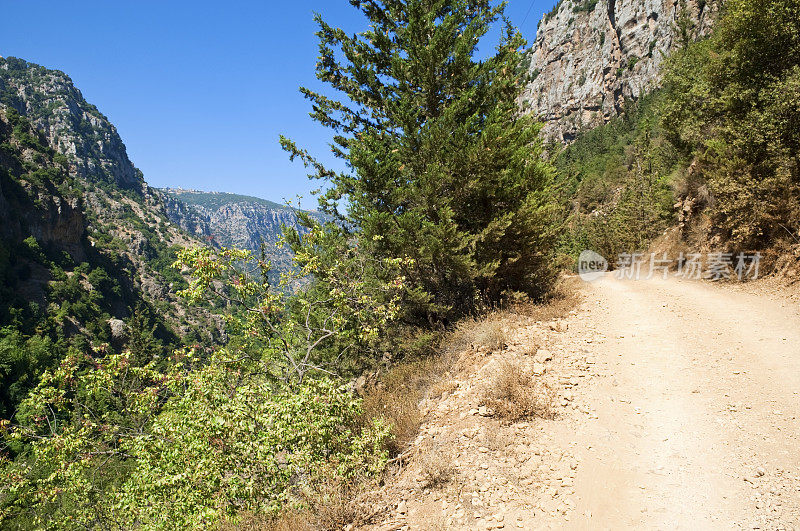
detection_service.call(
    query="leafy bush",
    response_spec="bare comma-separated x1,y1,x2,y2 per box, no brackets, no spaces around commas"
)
0,351,391,529
2,213,401,527
661,0,800,249
175,214,405,384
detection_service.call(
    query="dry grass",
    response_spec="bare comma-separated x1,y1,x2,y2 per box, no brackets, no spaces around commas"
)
261,510,316,531
511,276,582,323
482,361,555,424
222,510,314,531
261,474,378,531
428,378,458,398
361,344,458,455
445,313,509,354
362,380,422,456
418,444,456,490
308,477,374,530
472,318,507,351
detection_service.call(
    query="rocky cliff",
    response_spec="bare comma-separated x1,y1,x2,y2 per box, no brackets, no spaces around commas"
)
522,0,718,141
0,58,216,339
159,188,324,251
159,188,328,280
0,57,143,188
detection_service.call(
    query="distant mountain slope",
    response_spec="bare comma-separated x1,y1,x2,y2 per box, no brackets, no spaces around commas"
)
166,190,287,211
159,187,326,255
0,57,226,417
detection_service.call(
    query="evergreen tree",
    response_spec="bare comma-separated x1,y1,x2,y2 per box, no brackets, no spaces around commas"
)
282,0,558,324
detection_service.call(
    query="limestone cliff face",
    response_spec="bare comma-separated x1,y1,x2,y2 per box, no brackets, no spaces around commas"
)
0,57,143,188
0,110,85,257
0,58,218,338
522,0,718,141
159,188,326,250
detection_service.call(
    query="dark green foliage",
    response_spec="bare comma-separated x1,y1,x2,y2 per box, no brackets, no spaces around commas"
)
662,0,800,249
282,0,559,324
555,94,678,262
544,0,565,23
674,1,698,49
125,304,167,366
572,0,598,14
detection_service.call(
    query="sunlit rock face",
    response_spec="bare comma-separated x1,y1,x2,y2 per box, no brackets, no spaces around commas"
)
521,0,717,142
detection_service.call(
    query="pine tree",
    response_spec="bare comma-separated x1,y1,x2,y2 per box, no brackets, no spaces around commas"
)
282,0,558,323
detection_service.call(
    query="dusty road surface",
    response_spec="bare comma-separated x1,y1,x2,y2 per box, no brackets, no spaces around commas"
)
559,274,800,529
371,274,800,530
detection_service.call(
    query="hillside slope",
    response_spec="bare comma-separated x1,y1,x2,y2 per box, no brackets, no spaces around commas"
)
0,58,220,418
0,57,214,332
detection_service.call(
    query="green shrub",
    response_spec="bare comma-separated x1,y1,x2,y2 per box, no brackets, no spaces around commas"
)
662,0,800,248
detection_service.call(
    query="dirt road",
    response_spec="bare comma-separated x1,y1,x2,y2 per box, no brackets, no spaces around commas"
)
558,274,800,529
371,274,800,530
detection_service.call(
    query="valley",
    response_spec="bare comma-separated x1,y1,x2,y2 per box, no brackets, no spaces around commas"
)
2,0,799,528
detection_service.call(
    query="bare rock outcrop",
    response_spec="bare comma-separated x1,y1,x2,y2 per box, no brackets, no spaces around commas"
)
522,0,718,142
0,56,143,188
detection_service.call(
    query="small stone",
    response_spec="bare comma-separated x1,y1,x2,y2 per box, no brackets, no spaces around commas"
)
532,363,546,375
756,467,766,477
534,349,553,363
397,500,407,515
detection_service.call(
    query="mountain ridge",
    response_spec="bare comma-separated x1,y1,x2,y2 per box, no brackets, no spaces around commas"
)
158,187,327,258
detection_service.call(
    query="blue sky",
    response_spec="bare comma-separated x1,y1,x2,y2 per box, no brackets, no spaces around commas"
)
2,1,555,205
